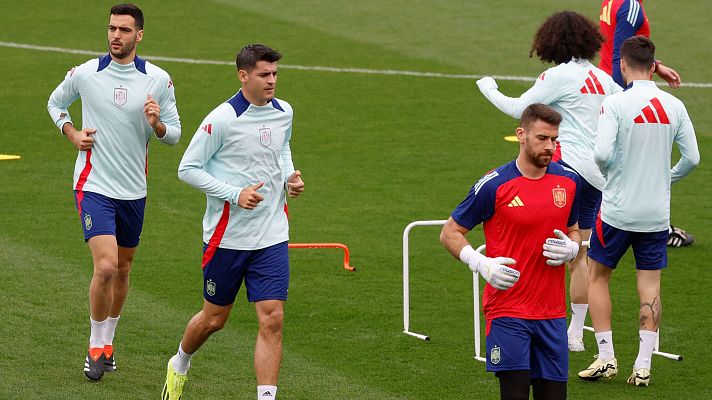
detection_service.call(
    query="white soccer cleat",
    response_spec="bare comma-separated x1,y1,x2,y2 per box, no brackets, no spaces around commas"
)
568,335,585,352
578,357,618,381
627,367,650,387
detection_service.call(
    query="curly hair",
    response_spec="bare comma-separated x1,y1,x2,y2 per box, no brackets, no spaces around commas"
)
530,11,603,64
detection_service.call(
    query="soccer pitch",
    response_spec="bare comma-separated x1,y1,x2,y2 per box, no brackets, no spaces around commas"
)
1,1,711,398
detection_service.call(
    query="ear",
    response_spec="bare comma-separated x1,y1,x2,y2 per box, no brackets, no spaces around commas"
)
135,29,143,43
515,127,526,143
238,69,248,84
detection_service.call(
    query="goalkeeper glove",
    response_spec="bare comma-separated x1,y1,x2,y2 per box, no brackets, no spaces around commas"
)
459,245,519,290
542,229,579,266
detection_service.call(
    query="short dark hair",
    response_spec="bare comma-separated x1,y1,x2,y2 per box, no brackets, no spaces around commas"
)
236,44,282,71
519,104,562,129
530,11,603,64
110,3,144,29
621,35,656,71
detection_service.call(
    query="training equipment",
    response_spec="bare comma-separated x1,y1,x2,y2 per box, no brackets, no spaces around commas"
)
542,229,579,266
627,367,651,387
402,220,486,361
578,357,618,381
84,348,106,381
0,154,21,161
288,242,355,271
162,356,188,400
460,245,519,290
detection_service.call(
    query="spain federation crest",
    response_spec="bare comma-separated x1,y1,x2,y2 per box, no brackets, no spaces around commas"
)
552,186,567,208
259,127,272,147
206,279,216,296
114,87,127,106
83,213,92,231
491,345,501,365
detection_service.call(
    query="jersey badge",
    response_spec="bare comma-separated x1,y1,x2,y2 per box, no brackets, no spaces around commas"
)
206,279,216,296
113,87,127,106
553,186,567,208
83,213,93,231
259,127,272,147
491,345,501,364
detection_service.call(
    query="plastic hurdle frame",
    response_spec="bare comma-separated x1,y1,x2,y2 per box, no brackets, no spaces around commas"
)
402,220,683,363
288,242,356,271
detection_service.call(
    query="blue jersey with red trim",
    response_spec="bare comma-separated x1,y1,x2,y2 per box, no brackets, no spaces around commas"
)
599,0,650,87
451,160,579,321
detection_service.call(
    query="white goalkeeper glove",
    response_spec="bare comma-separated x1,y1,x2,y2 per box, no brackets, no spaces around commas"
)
542,229,579,266
476,76,498,92
459,245,519,290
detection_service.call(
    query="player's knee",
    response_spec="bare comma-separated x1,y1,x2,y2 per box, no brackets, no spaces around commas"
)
203,313,228,333
258,308,284,334
93,258,118,282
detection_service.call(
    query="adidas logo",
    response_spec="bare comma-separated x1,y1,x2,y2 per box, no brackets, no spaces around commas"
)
202,123,213,134
261,391,272,397
507,196,524,208
580,70,606,95
599,339,608,344
634,97,669,124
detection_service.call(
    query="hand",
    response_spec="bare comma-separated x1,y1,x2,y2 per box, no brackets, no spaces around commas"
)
144,95,162,128
656,63,681,89
476,76,498,92
542,229,579,266
65,126,97,151
459,245,519,290
237,182,264,210
286,170,304,198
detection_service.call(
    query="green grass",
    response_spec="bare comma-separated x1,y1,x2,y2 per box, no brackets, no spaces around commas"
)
1,0,711,398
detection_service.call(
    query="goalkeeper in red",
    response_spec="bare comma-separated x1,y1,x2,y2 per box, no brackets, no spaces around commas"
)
441,104,581,400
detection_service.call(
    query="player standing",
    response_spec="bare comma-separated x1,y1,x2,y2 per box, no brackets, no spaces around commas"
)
47,3,181,381
162,44,304,400
441,104,581,400
475,11,618,352
598,0,694,246
577,36,699,386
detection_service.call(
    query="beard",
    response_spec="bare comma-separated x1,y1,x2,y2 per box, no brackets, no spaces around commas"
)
108,39,136,60
527,148,553,168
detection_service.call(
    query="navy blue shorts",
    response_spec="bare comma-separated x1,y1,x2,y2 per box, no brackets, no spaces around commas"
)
201,241,289,306
74,191,146,248
588,216,667,270
557,160,600,230
486,317,568,382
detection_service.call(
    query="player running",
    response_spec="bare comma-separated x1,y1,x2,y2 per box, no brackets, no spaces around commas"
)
441,104,581,400
47,3,181,381
578,35,699,387
162,44,304,400
475,11,618,352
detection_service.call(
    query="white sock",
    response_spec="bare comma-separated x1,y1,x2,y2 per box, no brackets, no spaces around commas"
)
257,385,277,400
634,330,657,370
104,315,120,346
595,331,615,360
171,343,193,375
89,318,107,349
568,303,589,337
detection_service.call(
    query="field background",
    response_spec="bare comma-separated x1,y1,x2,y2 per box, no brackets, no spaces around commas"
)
1,0,710,399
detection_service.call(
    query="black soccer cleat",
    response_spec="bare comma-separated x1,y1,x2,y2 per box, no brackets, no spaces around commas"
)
668,225,695,247
84,347,106,381
103,345,116,372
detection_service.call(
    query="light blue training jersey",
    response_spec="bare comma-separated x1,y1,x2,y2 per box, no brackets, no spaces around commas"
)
178,91,296,251
595,80,700,232
48,54,181,200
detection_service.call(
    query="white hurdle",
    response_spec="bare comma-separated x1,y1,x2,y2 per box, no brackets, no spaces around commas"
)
402,219,486,362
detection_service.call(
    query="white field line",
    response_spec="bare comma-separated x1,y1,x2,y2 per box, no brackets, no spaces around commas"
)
3,40,711,88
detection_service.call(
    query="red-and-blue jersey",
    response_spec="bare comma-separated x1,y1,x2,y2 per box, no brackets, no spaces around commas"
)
599,0,650,87
451,160,580,321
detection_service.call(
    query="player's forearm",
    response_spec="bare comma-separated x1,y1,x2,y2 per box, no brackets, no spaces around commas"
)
178,166,241,204
440,218,471,259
